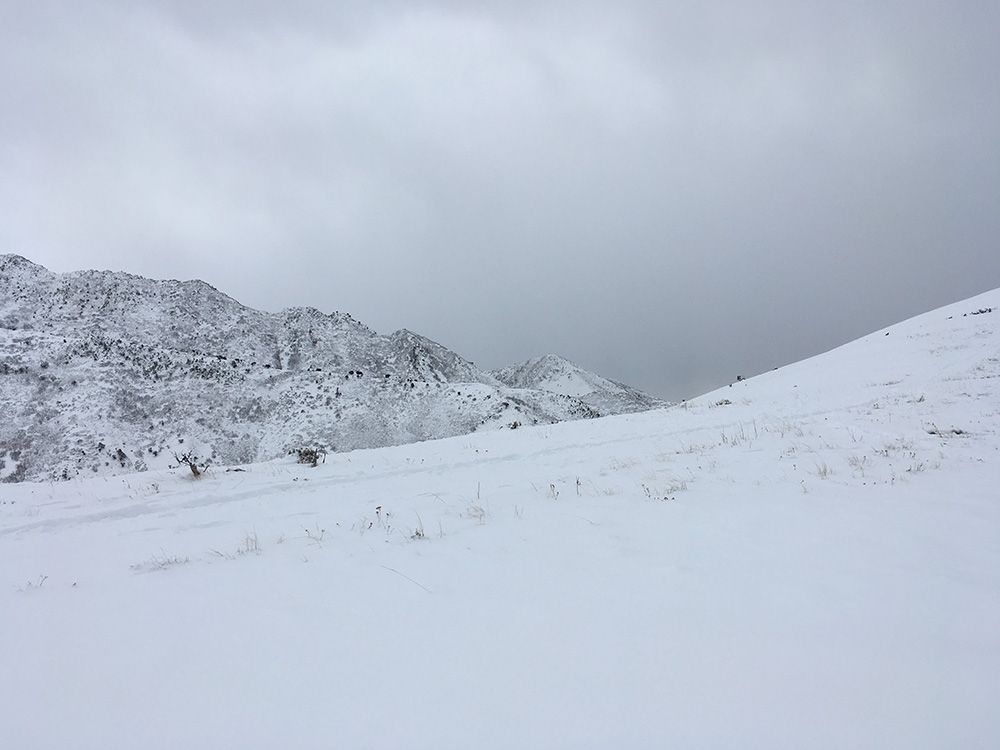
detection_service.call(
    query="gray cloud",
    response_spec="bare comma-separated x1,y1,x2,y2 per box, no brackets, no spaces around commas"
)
2,1,998,398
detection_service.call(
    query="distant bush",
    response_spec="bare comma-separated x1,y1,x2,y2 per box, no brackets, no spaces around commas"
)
295,447,326,467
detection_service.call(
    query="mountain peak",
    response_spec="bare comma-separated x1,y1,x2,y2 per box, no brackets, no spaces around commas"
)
529,353,575,368
0,253,49,275
492,354,666,412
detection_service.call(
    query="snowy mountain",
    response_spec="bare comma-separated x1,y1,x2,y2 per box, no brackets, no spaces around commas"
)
2,287,997,748
492,353,662,414
0,254,665,482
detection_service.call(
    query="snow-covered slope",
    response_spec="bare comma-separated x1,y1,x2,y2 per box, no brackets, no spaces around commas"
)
492,353,665,413
0,254,661,482
1,288,997,748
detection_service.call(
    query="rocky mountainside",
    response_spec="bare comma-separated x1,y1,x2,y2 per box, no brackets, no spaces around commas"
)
0,254,667,482
492,354,662,415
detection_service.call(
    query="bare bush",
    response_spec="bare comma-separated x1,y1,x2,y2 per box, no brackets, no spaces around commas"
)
173,450,207,478
295,447,326,467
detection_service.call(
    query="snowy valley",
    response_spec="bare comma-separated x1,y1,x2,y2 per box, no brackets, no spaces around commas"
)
1,286,997,748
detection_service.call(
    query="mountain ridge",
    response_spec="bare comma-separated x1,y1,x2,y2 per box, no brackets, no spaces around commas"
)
491,353,662,414
0,254,666,482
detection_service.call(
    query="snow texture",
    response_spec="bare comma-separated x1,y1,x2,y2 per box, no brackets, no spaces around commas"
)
0,254,665,482
1,285,997,748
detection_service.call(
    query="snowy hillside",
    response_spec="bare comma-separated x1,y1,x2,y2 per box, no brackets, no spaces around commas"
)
492,353,663,414
2,288,997,748
0,255,663,482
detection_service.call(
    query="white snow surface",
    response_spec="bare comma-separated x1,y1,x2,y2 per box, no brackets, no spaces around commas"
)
1,290,998,748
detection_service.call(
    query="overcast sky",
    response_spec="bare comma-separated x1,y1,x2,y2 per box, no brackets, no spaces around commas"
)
2,1,998,399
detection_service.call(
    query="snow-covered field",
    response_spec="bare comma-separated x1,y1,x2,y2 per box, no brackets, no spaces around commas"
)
2,291,998,749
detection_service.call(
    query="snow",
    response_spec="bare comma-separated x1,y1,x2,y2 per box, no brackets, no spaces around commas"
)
0,255,662,482
495,354,605,396
1,289,998,748
492,352,664,412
